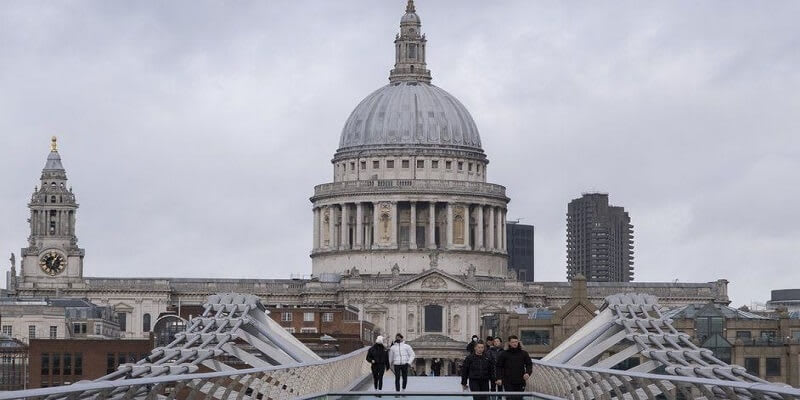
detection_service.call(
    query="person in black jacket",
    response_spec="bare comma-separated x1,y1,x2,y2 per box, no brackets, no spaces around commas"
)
461,341,495,400
495,335,532,398
486,337,504,393
466,335,480,353
430,358,443,376
366,335,390,390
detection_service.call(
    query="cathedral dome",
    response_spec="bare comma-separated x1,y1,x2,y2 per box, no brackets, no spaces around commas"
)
337,81,482,152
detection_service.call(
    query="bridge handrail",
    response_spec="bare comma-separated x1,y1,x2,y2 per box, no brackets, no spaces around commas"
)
529,359,800,399
0,347,370,400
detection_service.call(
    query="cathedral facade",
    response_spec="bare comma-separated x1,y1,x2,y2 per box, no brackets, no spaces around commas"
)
7,2,730,365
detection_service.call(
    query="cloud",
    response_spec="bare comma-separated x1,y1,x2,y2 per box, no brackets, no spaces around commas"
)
1,0,798,305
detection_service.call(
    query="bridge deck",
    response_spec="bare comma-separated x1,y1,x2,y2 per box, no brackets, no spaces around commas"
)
355,374,463,393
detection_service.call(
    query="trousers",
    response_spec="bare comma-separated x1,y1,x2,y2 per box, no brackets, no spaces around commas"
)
394,364,409,391
371,365,385,390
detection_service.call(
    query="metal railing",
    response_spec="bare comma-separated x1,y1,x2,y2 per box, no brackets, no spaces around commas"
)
527,359,800,400
0,347,371,400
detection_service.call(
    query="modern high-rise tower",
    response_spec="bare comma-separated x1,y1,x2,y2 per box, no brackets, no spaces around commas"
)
566,193,633,282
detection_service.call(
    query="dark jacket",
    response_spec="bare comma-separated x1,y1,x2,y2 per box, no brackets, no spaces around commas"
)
496,346,532,385
486,346,503,365
431,359,442,373
461,352,496,385
366,343,390,371
466,340,477,353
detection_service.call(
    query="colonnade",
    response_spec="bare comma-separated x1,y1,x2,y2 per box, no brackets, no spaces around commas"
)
31,209,75,236
312,201,506,253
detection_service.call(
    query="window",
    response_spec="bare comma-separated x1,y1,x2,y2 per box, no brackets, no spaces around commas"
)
303,312,315,322
73,322,87,334
2,325,11,335
766,358,781,376
521,330,551,346
322,312,334,322
143,313,151,333
432,160,439,169
445,161,452,169
468,162,473,171
373,160,380,169
95,324,102,335
424,305,443,333
107,353,115,374
457,161,464,171
284,327,295,333
761,330,777,340
408,43,417,59
695,316,724,342
52,353,60,375
350,162,355,171
281,312,293,322
28,325,36,339
301,327,318,333
75,353,83,375
477,165,481,174
360,161,366,170
64,353,72,375
116,312,127,332
744,357,760,375
50,326,57,339
736,331,752,342
117,353,126,367
387,160,395,168
416,160,424,168
401,160,409,168
41,353,50,375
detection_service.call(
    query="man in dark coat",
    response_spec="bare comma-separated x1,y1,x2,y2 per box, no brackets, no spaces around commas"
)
495,335,532,398
486,336,504,393
365,335,390,390
466,335,479,353
461,341,495,400
430,358,443,376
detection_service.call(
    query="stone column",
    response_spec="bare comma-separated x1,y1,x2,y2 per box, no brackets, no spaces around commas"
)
463,204,470,249
476,205,484,251
391,201,398,248
488,207,495,251
496,207,503,252
372,202,380,248
446,202,454,249
427,202,436,249
355,202,363,250
312,207,320,250
340,203,349,250
328,205,337,250
501,208,507,252
409,201,417,249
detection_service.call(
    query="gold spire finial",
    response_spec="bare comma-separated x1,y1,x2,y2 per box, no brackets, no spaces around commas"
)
50,136,58,152
406,0,415,13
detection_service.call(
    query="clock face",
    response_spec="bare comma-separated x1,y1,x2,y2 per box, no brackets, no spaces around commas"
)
39,251,66,276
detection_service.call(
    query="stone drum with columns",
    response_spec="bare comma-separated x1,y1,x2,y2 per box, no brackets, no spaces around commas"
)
310,0,510,278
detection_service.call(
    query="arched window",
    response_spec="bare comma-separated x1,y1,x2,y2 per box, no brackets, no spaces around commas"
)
143,313,151,333
50,196,56,203
424,305,443,332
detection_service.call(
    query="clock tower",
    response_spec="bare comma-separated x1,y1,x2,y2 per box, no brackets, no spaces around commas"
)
19,137,85,285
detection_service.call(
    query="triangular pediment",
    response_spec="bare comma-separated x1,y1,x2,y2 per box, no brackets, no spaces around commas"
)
390,269,477,292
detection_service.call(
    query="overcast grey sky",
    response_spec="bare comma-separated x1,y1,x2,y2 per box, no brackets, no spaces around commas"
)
1,1,798,306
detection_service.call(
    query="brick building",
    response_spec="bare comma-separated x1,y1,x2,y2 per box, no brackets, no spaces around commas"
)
27,338,152,388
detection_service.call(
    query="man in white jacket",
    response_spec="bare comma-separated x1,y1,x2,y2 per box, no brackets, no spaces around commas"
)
388,333,415,392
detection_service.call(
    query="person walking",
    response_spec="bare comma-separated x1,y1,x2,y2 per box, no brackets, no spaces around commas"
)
366,336,390,391
486,337,504,393
389,333,415,392
430,358,443,376
461,341,495,400
495,335,532,399
466,335,480,353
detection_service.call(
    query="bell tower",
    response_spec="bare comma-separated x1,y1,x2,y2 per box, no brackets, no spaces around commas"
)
389,0,432,83
20,137,85,284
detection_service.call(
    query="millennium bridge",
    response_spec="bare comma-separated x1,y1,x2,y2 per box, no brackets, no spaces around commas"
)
3,293,799,400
